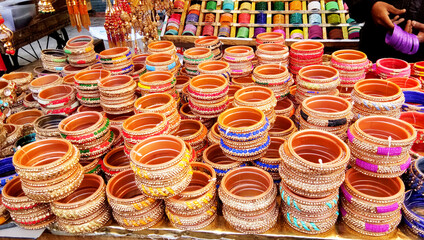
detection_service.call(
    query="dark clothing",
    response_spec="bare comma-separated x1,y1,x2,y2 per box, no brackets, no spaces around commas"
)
345,0,424,62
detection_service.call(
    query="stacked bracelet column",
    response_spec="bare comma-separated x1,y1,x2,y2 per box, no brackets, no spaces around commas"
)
289,41,324,76
179,103,215,129
99,47,134,76
99,75,136,115
197,60,231,82
268,116,297,139
194,36,223,60
29,74,63,101
7,109,44,136
256,43,289,66
223,46,255,78
139,71,177,100
172,120,208,161
37,85,78,115
74,69,111,107
64,36,97,68
274,98,294,117
34,114,67,140
331,50,369,93
375,58,411,79
253,64,291,101
252,137,285,181
102,146,131,180
41,49,67,73
183,47,213,78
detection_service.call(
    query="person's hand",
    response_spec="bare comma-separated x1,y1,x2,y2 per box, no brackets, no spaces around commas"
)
371,1,406,29
412,21,424,43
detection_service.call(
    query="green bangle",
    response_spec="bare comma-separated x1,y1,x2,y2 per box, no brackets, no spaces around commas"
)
273,1,284,10
346,18,356,24
183,30,196,36
206,1,217,10
237,27,249,38
165,29,179,35
327,13,341,24
325,1,339,11
256,2,267,10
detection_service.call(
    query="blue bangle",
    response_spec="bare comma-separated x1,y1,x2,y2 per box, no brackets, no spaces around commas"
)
213,163,246,175
309,13,321,25
403,190,424,234
0,164,15,176
403,91,424,112
223,1,234,10
146,62,176,71
220,135,271,156
0,173,17,187
218,118,270,140
253,160,279,169
0,157,12,166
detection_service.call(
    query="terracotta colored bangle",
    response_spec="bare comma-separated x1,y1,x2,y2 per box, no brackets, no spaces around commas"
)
223,46,254,78
173,119,208,158
268,116,296,139
252,137,284,180
231,76,255,87
275,98,294,117
99,75,136,115
256,32,285,46
34,114,67,140
139,71,176,94
175,75,190,93
7,109,43,136
183,47,213,74
256,43,289,66
29,74,63,99
58,111,106,140
81,158,101,174
112,200,164,231
57,206,111,234
330,50,368,87
194,36,223,60
3,124,22,149
148,41,177,55
166,201,217,230
74,69,112,91
101,146,131,180
400,112,424,144
122,112,169,146
37,84,76,108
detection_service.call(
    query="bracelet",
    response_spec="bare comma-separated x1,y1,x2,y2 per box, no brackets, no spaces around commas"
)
268,116,297,139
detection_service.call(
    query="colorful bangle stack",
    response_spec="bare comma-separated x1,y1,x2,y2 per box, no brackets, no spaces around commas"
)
197,60,231,82
252,137,284,181
387,77,422,91
146,53,180,76
274,98,294,117
412,61,424,77
29,74,63,101
166,13,181,35
256,43,289,66
34,114,66,140
256,32,285,46
74,69,111,107
385,24,420,55
6,109,44,136
12,139,84,202
37,84,78,116
59,111,114,161
404,157,424,194
272,14,285,36
375,58,411,79
139,71,177,100
297,95,353,141
129,135,193,199
279,129,349,234
194,36,223,60
1,124,22,158
188,74,229,119
99,47,134,76
179,103,215,129
218,24,231,37
122,112,169,156
218,107,270,162
227,85,242,106
233,86,277,126
131,62,146,80
99,75,137,115
134,93,181,134
309,25,323,39
331,50,369,90
165,162,217,230
295,65,340,104
347,116,416,178
64,36,97,68
183,47,214,77
289,41,324,76
41,49,67,73
268,115,296,139
174,0,184,9
351,79,404,119
173,120,208,161
51,174,110,234
206,123,220,145
402,91,424,112
102,146,131,180
223,46,255,77
219,167,278,233
237,27,249,38
106,170,164,231
348,25,361,39
61,65,88,77
290,29,304,39
202,24,214,36
2,177,55,229
253,64,291,101
340,169,404,236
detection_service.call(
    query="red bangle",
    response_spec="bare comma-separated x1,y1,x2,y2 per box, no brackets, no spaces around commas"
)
238,13,251,24
203,25,214,36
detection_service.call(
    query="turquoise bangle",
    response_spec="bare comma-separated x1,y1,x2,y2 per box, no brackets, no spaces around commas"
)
327,13,341,24
182,30,195,36
146,62,176,71
325,1,339,11
223,0,234,10
290,13,302,24
237,27,249,38
165,29,178,35
346,18,356,24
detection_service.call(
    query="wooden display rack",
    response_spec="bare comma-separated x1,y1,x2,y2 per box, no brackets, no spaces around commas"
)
161,0,361,47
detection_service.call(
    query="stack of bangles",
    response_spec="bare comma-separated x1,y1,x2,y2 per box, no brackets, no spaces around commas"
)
297,95,353,141
139,71,177,98
148,40,177,56
183,4,200,36
387,77,422,91
74,69,111,107
145,53,180,76
50,174,110,234
412,61,424,77
290,29,304,39
279,130,349,234
122,113,170,156
1,124,23,158
274,98,295,117
195,36,223,60
256,43,289,66
183,47,213,77
329,28,343,39
134,93,181,134
2,177,55,229
99,47,134,76
129,135,194,199
218,107,270,162
2,72,32,96
351,79,404,119
106,170,164,231
59,111,114,161
404,157,424,193
0,157,17,193
233,86,277,126
223,46,254,77
41,49,67,73
33,114,67,140
172,120,208,161
309,13,321,25
386,24,419,55
340,169,404,236
219,167,278,233
348,25,361,39
331,49,369,88
295,65,340,104
29,74,63,101
252,137,284,181
289,41,324,76
202,24,214,37
197,60,230,82
179,103,215,129
12,139,84,203
98,75,136,115
206,123,220,145
347,116,416,178
375,58,411,79
174,0,184,9
272,14,285,36
400,112,424,151
223,0,234,10
402,190,424,238
254,13,266,38
327,14,341,25
188,74,229,118
256,32,285,46
37,84,79,115
64,36,97,67
165,162,217,230
237,27,249,38
218,24,230,38
166,13,181,36
290,13,302,24
268,115,297,139
309,25,323,39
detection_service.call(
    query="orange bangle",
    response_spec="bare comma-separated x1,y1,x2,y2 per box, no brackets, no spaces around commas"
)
289,0,302,10
220,13,233,23
188,9,200,16
273,14,284,24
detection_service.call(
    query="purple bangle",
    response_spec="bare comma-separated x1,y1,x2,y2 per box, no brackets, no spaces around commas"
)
409,32,420,55
186,13,199,23
254,27,266,38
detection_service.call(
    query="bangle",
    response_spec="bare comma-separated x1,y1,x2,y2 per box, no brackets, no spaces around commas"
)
289,41,324,75
268,116,296,139
112,200,164,231
400,112,424,143
102,146,131,180
290,29,304,39
41,49,67,73
256,32,285,45
402,90,424,112
122,112,169,147
402,190,424,237
308,1,321,11
289,0,301,10
375,58,411,79
223,0,234,10
34,114,67,140
253,137,284,180
325,1,339,10
220,13,233,23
